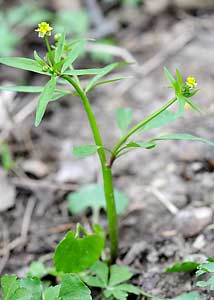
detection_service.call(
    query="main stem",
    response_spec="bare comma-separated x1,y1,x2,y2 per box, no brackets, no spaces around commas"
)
63,75,118,262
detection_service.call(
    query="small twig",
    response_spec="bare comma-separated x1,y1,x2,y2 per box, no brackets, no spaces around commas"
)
20,197,36,241
11,177,77,192
86,42,137,66
0,198,35,256
0,217,10,274
14,97,37,124
85,0,104,27
85,0,117,39
145,186,179,215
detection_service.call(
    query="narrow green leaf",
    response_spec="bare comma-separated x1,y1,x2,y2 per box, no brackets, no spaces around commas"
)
116,107,133,134
64,68,103,76
0,86,71,98
35,76,57,127
123,133,214,155
165,261,199,273
64,64,127,77
154,133,214,146
140,110,178,133
50,89,71,101
0,85,44,93
55,32,65,63
73,145,98,158
125,141,156,150
184,96,202,113
0,57,48,75
92,77,126,89
34,50,45,66
85,62,128,93
62,40,85,73
176,68,183,86
164,67,176,87
189,89,200,97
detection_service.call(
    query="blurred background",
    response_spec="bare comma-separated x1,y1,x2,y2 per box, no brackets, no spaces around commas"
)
0,0,213,297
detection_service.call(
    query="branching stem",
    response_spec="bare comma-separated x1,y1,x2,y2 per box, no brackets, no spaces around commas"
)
110,96,177,163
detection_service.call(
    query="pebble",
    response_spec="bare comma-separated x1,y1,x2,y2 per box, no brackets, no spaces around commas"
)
192,234,206,250
22,159,49,178
175,207,213,237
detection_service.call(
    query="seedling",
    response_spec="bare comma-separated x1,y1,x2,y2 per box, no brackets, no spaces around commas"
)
196,259,214,291
0,22,213,299
165,258,214,298
0,274,92,300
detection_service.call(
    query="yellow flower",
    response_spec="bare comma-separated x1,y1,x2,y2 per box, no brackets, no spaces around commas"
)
186,76,197,89
35,22,53,38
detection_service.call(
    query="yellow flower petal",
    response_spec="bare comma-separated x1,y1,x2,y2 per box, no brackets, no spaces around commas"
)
186,76,197,89
35,22,53,38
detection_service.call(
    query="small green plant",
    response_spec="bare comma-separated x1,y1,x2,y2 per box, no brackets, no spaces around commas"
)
0,274,92,300
0,22,213,299
165,258,214,299
196,259,214,291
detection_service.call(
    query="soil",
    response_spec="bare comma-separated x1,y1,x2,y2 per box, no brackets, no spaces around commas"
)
0,1,214,299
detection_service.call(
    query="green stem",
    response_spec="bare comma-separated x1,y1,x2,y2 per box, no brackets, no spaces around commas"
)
63,75,118,262
45,35,51,53
45,35,54,67
102,166,118,262
111,96,177,162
